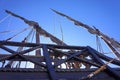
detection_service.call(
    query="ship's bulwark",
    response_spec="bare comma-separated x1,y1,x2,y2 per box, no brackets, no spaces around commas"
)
0,68,119,80
0,41,120,80
0,9,120,80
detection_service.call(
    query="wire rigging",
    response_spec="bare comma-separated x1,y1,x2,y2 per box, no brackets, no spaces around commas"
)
17,28,34,68
5,27,31,41
25,29,35,68
7,28,34,68
55,15,64,45
0,27,32,34
0,15,10,24
60,22,64,45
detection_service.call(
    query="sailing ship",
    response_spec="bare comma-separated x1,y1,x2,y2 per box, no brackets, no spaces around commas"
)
0,9,120,80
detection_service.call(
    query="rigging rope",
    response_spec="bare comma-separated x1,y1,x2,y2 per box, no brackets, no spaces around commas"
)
60,23,64,46
0,27,31,34
17,28,34,68
25,29,35,68
7,28,34,68
56,15,64,45
5,27,31,41
0,30,11,34
0,15,10,23
96,31,118,54
53,14,56,35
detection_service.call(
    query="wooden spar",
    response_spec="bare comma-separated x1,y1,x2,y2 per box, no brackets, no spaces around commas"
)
35,30,41,68
102,38,120,60
85,59,114,79
35,31,40,55
51,9,120,60
87,46,120,80
5,10,67,46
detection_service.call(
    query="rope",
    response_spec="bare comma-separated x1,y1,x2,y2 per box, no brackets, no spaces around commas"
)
8,28,34,68
7,15,12,28
53,14,56,35
0,27,31,34
18,28,34,68
52,14,64,45
56,15,64,45
5,27,31,41
25,28,34,42
60,23,64,45
0,30,11,34
25,29,35,68
31,30,35,42
0,15,10,23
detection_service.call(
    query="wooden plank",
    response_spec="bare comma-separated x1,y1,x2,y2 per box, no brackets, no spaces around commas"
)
95,50,120,66
0,69,119,80
0,46,16,54
54,49,87,67
49,47,100,67
42,45,57,80
0,41,85,49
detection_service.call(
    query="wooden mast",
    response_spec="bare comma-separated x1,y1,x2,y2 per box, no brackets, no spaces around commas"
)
35,30,41,68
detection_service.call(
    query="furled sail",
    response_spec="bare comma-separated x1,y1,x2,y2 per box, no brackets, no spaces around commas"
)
51,9,120,59
5,10,67,46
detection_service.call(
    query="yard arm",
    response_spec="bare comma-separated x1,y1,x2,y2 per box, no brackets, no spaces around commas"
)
5,10,67,46
51,9,120,59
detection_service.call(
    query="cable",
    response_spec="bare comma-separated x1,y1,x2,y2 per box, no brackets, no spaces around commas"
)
7,28,34,68
56,15,64,45
60,23,64,45
0,27,31,34
5,27,31,41
0,15,10,23
25,29,35,68
0,30,11,34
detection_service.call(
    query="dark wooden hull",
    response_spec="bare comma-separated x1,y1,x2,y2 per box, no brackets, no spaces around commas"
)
0,68,119,80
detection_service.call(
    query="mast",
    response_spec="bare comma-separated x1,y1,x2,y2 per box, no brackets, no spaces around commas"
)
52,9,120,59
5,10,67,68
5,10,67,46
35,29,41,68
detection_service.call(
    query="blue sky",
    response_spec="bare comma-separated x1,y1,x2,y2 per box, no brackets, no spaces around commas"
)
0,0,120,56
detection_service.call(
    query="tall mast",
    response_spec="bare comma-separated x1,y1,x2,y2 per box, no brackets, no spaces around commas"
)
5,10,67,46
35,29,41,68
